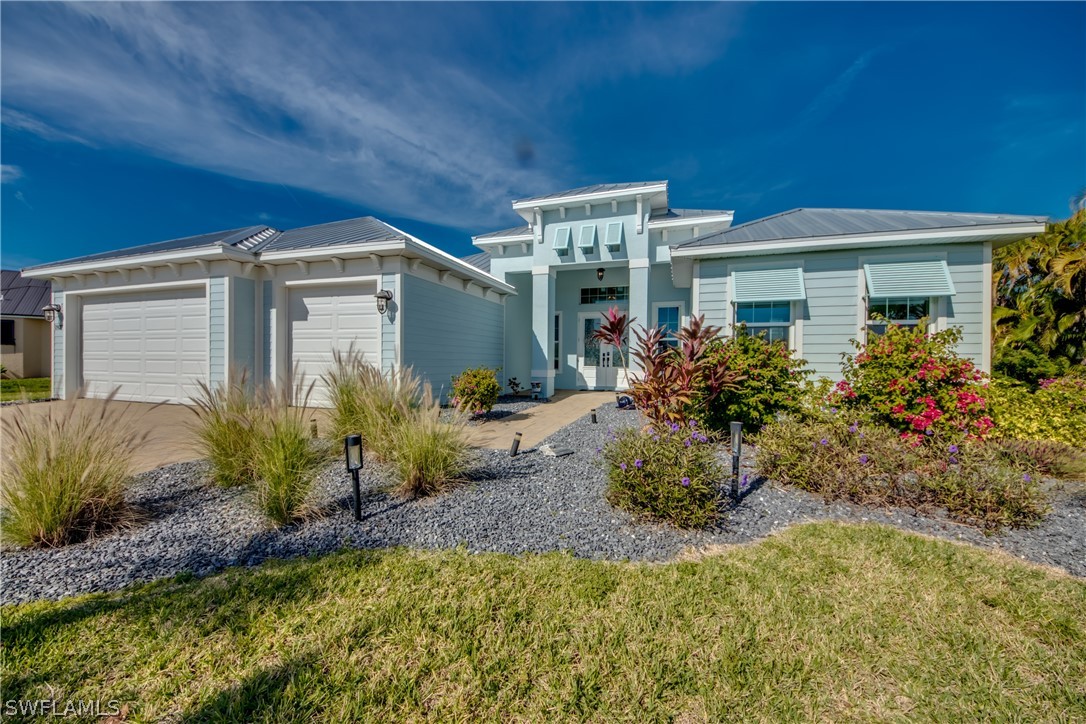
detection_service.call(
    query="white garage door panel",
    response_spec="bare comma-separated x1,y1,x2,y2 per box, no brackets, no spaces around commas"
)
290,284,380,405
82,287,208,404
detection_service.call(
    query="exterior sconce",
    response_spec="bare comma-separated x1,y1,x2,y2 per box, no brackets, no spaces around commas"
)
344,433,364,520
375,289,394,315
42,303,63,329
596,267,605,282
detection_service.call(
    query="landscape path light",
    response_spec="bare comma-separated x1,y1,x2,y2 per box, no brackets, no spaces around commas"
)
344,434,364,521
730,421,743,499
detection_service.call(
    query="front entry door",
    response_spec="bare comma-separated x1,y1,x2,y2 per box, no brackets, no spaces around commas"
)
578,313,627,390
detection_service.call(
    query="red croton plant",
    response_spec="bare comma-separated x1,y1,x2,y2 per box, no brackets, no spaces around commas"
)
830,321,993,445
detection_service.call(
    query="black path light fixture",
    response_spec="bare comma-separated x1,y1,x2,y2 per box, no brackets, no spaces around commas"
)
730,421,743,499
596,267,605,282
375,289,394,315
344,434,364,521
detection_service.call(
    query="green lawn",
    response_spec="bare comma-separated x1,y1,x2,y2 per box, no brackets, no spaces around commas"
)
0,377,51,402
3,523,1084,721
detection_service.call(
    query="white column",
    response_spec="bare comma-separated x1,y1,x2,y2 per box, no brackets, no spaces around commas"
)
628,259,651,377
530,267,556,398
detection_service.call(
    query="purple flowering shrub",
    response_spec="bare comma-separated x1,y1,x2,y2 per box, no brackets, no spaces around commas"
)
602,421,723,528
753,416,1048,531
449,367,501,417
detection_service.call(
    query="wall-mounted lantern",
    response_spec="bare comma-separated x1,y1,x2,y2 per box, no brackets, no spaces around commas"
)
375,289,394,315
596,267,605,282
42,303,63,329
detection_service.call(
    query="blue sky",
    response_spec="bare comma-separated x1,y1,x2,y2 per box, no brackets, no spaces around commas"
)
2,2,1083,268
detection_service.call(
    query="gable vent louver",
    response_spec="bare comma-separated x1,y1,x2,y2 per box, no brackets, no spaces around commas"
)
236,228,278,251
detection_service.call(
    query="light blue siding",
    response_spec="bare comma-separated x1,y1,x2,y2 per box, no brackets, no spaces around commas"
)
380,272,398,373
694,243,989,380
232,277,256,379
401,274,503,401
262,279,273,381
51,289,63,398
697,260,729,327
208,277,226,386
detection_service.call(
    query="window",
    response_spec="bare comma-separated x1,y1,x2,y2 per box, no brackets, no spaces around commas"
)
0,319,14,346
553,313,561,372
580,286,629,304
867,297,929,337
552,226,571,255
735,301,791,344
577,225,597,250
655,304,681,349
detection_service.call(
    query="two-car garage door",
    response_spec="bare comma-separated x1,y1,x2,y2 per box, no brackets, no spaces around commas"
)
82,287,208,404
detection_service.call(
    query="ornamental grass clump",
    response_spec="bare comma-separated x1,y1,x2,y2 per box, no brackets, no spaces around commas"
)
323,347,421,462
603,421,723,528
253,382,326,526
450,366,502,417
754,415,1048,531
831,322,993,444
390,385,471,498
1,391,147,547
190,371,267,487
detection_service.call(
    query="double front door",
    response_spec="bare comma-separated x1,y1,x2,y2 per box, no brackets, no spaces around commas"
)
577,311,629,390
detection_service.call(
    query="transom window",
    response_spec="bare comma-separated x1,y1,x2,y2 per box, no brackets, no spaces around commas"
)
867,297,929,337
580,286,629,304
735,301,791,344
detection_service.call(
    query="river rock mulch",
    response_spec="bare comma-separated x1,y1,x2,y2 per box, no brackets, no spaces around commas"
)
2,404,1083,604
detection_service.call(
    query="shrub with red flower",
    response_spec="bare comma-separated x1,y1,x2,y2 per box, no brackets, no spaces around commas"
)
831,323,993,443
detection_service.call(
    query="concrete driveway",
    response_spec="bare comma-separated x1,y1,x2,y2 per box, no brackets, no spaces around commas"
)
0,400,202,474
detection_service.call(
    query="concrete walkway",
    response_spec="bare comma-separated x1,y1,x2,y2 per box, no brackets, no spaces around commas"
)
465,390,615,450
0,400,202,474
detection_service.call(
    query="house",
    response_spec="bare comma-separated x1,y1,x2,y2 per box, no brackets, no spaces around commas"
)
21,218,513,403
0,269,53,378
22,180,1046,404
470,181,1047,397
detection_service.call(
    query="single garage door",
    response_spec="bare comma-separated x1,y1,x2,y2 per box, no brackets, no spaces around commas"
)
82,287,208,404
289,283,380,405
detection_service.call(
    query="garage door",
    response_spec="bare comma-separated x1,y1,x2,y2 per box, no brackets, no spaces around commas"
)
289,283,380,405
82,287,208,404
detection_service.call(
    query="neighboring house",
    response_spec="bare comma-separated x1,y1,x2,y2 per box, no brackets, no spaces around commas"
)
470,181,1047,397
22,180,1047,404
0,269,52,379
22,218,513,403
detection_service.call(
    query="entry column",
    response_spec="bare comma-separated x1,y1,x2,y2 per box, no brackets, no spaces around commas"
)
530,267,556,398
627,259,651,380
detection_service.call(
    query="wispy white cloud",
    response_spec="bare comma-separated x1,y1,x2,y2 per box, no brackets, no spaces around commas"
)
1,3,742,230
1,164,23,183
796,49,882,129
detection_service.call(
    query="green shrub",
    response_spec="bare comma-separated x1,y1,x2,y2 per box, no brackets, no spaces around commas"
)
450,367,502,416
602,422,724,528
693,334,811,431
323,348,421,462
253,390,326,526
1,392,146,547
391,386,471,498
992,343,1072,388
190,372,266,487
832,323,992,444
987,376,1086,448
754,415,1048,531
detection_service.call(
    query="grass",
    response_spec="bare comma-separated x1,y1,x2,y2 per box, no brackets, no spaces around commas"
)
0,376,51,402
0,392,147,547
254,397,326,526
391,386,471,498
3,523,1084,721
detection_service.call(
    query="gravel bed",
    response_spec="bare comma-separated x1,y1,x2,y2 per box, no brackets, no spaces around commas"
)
451,395,542,426
3,404,1083,604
